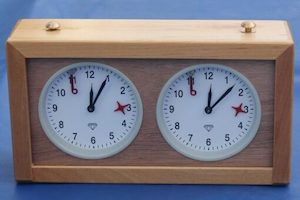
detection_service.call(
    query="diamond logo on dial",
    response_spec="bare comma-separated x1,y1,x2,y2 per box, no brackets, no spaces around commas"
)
39,62,143,159
156,64,261,161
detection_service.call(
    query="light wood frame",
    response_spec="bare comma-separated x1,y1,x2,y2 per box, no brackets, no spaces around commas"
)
6,20,294,184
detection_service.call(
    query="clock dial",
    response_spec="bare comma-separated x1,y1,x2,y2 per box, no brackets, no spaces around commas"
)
39,62,143,159
157,64,261,161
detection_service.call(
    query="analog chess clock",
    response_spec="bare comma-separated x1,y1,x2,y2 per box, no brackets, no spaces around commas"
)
156,64,261,161
7,20,294,184
38,62,143,159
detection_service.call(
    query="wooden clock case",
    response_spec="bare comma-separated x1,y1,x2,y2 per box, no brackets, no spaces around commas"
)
6,20,294,184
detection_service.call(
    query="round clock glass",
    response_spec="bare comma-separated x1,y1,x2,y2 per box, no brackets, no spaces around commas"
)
157,64,261,161
39,62,143,159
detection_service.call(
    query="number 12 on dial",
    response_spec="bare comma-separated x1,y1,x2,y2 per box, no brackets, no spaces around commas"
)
156,64,261,161
39,62,143,159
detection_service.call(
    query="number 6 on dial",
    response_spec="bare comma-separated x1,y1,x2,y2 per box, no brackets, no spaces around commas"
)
38,62,143,159
156,64,261,161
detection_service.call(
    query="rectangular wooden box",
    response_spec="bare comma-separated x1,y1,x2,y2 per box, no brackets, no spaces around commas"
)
6,19,294,184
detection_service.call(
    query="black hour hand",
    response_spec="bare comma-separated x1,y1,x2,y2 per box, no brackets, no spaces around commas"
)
87,84,94,112
204,85,213,114
87,77,108,112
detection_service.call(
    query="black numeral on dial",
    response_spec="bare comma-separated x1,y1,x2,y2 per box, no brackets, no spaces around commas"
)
238,122,243,129
225,134,230,142
244,105,249,113
73,132,77,140
206,138,211,146
91,137,96,144
174,90,183,98
204,72,213,80
56,89,66,97
169,105,174,113
85,70,95,78
59,121,64,128
238,88,244,96
109,132,114,140
127,104,131,111
175,122,180,130
225,76,229,84
120,86,125,94
52,104,58,112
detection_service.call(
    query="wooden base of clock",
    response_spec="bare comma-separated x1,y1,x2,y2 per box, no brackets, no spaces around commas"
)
7,20,293,184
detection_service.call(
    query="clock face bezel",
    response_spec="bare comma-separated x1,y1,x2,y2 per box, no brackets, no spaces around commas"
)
156,63,262,161
38,62,143,160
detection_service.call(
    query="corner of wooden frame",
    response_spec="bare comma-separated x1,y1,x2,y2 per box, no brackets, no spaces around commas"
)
6,41,33,181
272,44,294,184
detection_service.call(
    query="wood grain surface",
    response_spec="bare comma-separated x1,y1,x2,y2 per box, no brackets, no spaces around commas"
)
6,43,33,181
7,20,293,183
27,59,274,167
31,166,273,184
8,20,292,59
272,46,294,183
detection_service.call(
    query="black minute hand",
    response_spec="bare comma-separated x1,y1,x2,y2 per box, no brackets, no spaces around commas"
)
87,77,108,112
211,84,235,110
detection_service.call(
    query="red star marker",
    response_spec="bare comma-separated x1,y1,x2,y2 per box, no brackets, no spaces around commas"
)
232,103,246,117
114,101,129,115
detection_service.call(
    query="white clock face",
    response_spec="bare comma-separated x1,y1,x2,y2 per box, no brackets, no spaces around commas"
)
157,64,261,161
39,62,143,159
